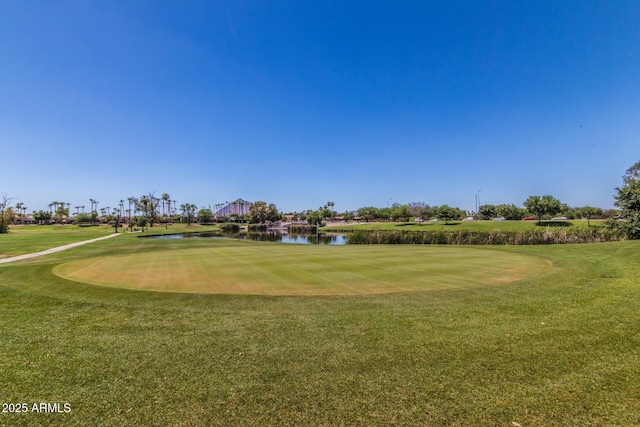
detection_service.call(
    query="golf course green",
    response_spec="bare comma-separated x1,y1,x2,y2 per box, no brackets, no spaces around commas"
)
2,226,640,426
53,242,551,295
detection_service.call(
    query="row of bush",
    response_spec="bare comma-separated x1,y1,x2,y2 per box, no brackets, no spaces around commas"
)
219,223,241,233
347,227,627,245
288,224,318,233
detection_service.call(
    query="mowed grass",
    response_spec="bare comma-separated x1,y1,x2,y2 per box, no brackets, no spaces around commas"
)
0,225,113,258
1,230,640,425
0,224,219,258
53,241,550,295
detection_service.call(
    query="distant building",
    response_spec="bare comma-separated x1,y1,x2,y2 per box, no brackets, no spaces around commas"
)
214,199,252,217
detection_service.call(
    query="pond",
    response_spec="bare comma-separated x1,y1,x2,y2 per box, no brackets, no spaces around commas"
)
147,231,349,245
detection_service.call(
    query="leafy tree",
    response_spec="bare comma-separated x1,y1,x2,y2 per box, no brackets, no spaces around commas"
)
180,203,198,226
249,201,280,224
249,201,269,224
434,205,458,224
342,211,355,222
523,195,562,224
2,207,16,228
405,202,433,221
479,204,496,220
306,210,324,227
0,193,14,233
577,205,603,226
33,210,52,225
379,207,392,221
136,193,160,227
390,204,412,223
76,213,93,224
495,204,525,220
134,216,149,231
197,208,214,224
614,161,640,239
358,206,379,222
623,160,640,184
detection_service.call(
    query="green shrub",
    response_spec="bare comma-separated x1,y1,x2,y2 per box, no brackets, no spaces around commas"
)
288,224,318,233
219,223,240,233
348,227,626,245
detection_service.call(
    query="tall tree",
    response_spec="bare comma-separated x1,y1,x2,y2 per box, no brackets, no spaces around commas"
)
0,193,15,233
390,204,412,223
578,206,602,227
197,208,214,224
33,210,51,225
495,204,525,220
434,205,458,224
180,203,197,226
524,195,562,224
15,202,24,224
161,193,170,221
249,201,268,224
614,161,640,239
136,193,160,227
479,204,497,220
248,201,280,224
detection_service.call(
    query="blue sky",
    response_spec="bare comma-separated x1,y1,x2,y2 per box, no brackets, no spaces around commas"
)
2,1,639,214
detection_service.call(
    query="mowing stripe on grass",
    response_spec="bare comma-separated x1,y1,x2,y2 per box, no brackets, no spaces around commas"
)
53,243,551,295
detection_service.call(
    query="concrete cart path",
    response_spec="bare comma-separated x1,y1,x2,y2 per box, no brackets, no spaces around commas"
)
0,233,121,265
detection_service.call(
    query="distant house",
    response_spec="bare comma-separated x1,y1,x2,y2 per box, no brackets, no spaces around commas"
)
214,199,252,217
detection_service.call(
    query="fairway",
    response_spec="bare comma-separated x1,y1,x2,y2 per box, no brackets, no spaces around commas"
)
53,242,551,295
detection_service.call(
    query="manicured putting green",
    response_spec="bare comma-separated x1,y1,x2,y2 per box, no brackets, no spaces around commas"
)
53,244,551,295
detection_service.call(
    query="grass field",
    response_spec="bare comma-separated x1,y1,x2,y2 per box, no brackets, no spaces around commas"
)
52,240,550,295
0,224,219,258
0,225,113,258
1,227,639,425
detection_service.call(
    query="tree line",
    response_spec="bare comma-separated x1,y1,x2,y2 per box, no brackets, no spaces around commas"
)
2,161,640,239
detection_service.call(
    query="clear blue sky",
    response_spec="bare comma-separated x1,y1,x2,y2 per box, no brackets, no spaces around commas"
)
2,1,639,214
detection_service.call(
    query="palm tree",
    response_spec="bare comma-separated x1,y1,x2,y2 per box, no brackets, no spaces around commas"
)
161,193,170,220
89,199,99,214
127,197,136,221
328,201,335,221
15,202,24,224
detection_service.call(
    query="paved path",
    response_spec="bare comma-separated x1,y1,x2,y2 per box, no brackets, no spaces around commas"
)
0,233,121,265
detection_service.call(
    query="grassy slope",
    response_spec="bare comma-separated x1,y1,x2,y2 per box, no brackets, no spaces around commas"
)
0,233,639,426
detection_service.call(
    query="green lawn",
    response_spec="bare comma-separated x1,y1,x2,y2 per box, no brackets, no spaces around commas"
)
1,229,639,425
53,240,550,295
0,225,114,258
0,224,219,258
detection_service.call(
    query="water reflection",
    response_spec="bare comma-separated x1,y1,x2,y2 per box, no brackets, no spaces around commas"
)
148,231,349,245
